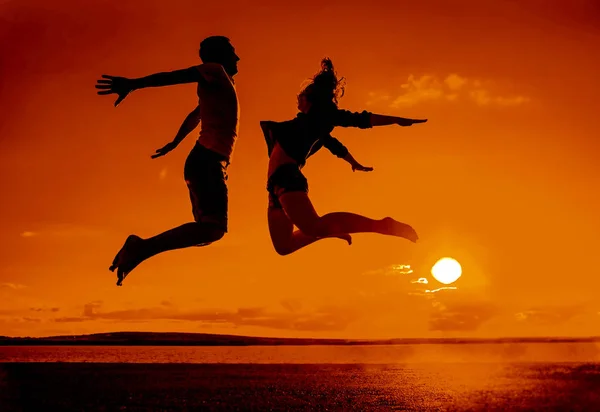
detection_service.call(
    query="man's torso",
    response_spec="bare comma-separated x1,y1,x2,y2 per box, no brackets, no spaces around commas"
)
196,63,240,162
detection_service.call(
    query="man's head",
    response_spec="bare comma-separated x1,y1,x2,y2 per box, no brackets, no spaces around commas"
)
199,36,239,77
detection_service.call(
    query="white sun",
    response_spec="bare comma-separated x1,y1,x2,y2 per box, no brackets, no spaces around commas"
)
431,257,462,285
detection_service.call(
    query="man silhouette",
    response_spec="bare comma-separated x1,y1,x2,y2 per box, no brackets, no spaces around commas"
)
96,36,240,286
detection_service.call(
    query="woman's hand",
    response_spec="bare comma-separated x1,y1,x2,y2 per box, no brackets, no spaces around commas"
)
352,162,374,172
396,117,427,126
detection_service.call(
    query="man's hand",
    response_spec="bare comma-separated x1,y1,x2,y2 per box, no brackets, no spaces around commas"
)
396,118,427,127
96,75,134,107
352,163,374,172
151,141,178,159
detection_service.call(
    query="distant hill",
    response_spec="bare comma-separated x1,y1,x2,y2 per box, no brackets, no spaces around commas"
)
1,332,599,346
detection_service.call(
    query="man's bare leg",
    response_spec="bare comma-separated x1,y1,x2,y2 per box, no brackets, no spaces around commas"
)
110,221,225,286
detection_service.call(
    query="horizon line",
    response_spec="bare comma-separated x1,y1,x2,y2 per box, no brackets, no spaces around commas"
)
2,331,600,345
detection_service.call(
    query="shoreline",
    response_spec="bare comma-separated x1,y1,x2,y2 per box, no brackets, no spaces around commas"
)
2,332,600,346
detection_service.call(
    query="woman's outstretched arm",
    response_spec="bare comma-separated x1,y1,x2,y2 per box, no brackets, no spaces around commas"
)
334,109,427,128
321,134,373,172
370,113,427,127
342,151,373,172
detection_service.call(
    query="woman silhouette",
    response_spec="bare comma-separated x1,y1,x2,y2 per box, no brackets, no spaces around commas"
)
261,58,427,255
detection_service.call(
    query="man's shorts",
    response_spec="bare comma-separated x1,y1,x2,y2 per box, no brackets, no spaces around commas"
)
184,143,229,232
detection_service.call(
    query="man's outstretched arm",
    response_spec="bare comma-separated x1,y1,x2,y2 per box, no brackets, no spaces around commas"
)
130,67,202,89
152,105,201,159
96,66,203,106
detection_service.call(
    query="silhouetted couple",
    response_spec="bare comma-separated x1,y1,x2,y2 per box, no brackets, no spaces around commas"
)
96,36,426,286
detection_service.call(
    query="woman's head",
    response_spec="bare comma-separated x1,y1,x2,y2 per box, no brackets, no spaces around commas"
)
297,58,345,113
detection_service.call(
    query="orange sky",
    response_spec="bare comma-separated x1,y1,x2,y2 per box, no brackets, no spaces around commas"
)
1,0,599,339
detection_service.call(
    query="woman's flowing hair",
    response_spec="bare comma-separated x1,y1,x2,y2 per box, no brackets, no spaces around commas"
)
299,58,346,108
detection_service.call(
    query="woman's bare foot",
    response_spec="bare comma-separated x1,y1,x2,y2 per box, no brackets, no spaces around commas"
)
316,233,352,245
382,217,418,243
333,233,352,245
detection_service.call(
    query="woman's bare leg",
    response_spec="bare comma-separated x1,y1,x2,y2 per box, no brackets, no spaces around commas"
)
279,191,418,242
268,205,351,256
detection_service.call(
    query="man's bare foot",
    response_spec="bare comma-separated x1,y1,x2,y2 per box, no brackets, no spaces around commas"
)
109,235,146,286
382,217,418,243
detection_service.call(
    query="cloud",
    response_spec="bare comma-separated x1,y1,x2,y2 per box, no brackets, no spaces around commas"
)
0,309,19,316
429,301,497,332
352,263,432,302
515,306,584,326
0,304,62,328
30,307,60,313
0,315,43,324
469,89,492,106
28,260,594,338
19,224,106,239
354,264,498,334
469,90,530,106
363,264,414,277
444,73,468,91
0,283,26,290
360,263,443,297
55,317,89,323
369,73,530,108
53,301,355,332
345,263,502,334
390,75,447,107
425,286,458,294
281,299,302,313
